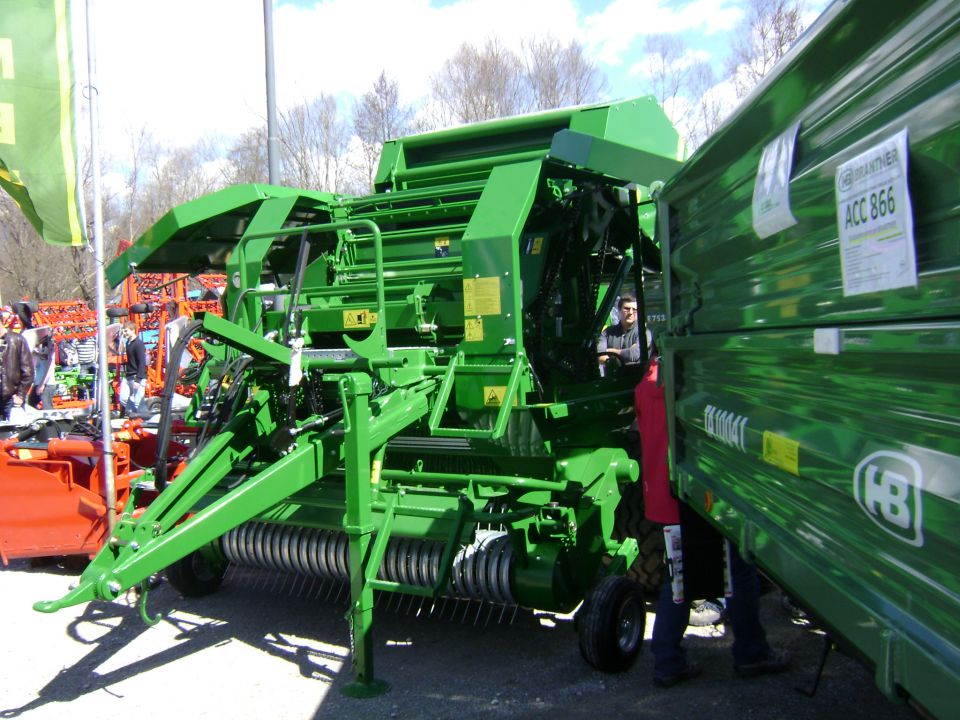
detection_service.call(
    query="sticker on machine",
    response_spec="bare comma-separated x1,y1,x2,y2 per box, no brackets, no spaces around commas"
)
464,318,484,342
463,277,501,316
483,386,519,408
752,122,800,239
762,431,799,476
343,309,378,329
835,129,916,296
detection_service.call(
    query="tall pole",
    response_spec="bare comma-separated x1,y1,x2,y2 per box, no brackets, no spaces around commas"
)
263,0,280,184
85,0,116,531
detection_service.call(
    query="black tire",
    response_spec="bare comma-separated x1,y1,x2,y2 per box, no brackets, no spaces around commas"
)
129,302,156,314
612,481,665,594
165,551,226,598
578,575,645,673
145,396,163,414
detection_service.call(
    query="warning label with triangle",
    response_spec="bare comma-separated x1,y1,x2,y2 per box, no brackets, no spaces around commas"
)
483,386,507,407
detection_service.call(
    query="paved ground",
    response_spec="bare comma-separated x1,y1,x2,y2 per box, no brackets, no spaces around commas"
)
0,560,920,720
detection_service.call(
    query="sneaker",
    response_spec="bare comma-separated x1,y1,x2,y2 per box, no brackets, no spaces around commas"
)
735,649,792,678
654,662,702,688
689,599,724,627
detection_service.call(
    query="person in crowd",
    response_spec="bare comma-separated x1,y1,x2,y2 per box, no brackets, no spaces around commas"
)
118,321,147,416
0,308,35,421
598,294,642,367
28,333,56,410
636,349,791,688
58,336,80,373
76,333,97,375
76,333,98,400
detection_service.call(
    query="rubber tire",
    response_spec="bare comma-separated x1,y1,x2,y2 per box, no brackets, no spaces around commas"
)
578,575,645,673
145,396,163,415
165,551,226,598
612,481,665,595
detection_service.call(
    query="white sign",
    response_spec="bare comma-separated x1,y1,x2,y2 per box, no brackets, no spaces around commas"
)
752,122,800,239
835,129,916,296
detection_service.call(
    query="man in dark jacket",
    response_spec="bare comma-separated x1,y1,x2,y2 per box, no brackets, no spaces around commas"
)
118,321,147,416
0,309,35,421
598,294,642,367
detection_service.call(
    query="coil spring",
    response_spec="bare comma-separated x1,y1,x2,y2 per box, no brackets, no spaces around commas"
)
221,523,515,604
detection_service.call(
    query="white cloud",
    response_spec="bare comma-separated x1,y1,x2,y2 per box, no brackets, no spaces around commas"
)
80,0,587,164
627,47,712,81
74,0,825,170
582,0,742,66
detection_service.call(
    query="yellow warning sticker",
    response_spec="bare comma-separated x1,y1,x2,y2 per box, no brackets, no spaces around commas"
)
463,277,501,316
762,431,799,476
483,386,519,407
464,318,484,342
531,236,544,254
343,309,378,329
484,386,508,407
435,236,450,248
370,458,382,485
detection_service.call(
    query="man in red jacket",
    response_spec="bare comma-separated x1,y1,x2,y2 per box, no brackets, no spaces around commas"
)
636,352,790,688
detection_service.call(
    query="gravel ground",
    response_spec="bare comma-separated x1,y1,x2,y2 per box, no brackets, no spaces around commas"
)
0,560,920,720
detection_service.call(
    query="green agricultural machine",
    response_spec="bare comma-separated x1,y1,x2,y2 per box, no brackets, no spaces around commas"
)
36,98,683,694
658,1,959,718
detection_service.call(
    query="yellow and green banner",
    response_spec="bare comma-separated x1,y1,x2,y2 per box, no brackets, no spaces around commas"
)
0,0,85,246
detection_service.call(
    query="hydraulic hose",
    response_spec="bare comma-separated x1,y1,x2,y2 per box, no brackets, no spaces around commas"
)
153,319,204,490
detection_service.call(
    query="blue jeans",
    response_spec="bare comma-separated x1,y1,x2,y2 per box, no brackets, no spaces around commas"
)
652,544,770,677
118,376,145,415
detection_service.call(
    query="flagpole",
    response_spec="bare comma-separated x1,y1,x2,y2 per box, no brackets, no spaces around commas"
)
85,0,116,532
263,0,280,184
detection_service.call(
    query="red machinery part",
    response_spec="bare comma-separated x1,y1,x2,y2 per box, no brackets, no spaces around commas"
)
0,421,185,565
0,437,135,565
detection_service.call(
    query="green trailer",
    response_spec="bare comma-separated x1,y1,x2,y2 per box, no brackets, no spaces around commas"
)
657,1,959,717
36,97,683,695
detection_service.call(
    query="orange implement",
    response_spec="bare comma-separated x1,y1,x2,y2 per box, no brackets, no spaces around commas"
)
0,421,180,565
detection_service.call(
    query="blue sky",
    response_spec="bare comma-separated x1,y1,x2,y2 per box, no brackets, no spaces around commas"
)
86,0,830,158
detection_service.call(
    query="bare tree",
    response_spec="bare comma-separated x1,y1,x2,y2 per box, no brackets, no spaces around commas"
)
685,61,728,150
431,38,526,125
727,0,807,98
352,72,415,191
280,94,350,192
643,34,691,124
113,129,224,255
522,36,608,111
0,193,96,302
222,126,269,186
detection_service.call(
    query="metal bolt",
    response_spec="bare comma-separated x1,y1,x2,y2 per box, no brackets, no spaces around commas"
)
107,580,122,595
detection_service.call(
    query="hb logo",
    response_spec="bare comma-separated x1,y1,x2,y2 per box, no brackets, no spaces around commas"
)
853,451,924,547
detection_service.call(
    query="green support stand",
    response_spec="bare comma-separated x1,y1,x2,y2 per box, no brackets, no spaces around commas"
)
340,373,390,698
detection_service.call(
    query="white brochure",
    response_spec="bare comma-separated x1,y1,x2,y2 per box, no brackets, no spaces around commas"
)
752,122,800,239
835,129,916,296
